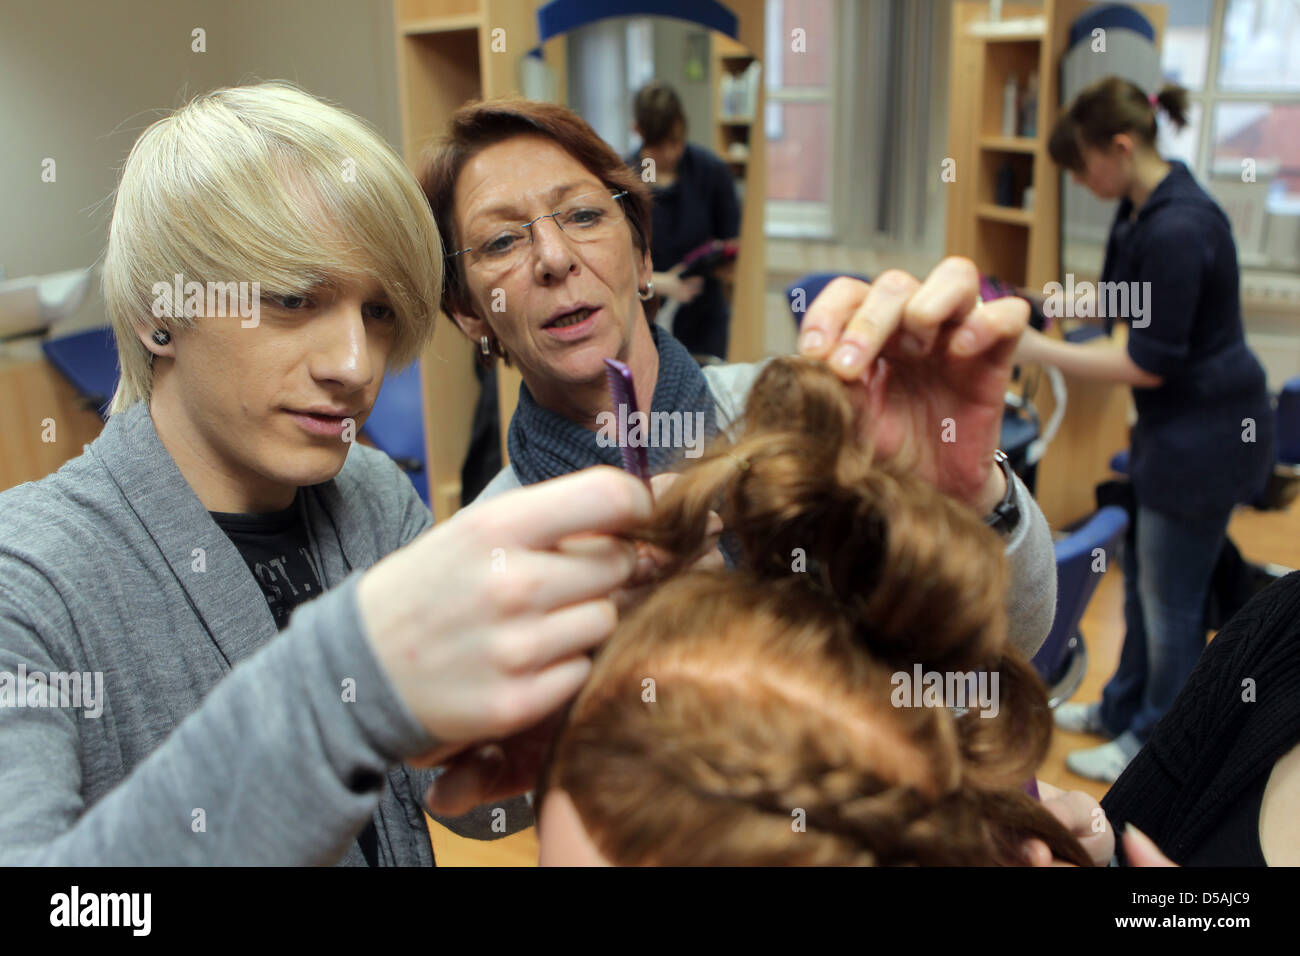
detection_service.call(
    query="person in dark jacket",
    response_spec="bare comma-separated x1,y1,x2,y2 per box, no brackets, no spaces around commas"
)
1013,77,1275,783
1102,571,1300,866
625,81,741,361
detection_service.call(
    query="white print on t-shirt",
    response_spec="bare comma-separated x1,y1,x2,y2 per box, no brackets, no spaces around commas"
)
253,546,324,607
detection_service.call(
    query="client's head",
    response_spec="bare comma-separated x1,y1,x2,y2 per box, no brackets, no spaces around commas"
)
536,357,1091,866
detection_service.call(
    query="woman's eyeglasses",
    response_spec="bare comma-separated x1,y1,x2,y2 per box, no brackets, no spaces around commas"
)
449,189,629,273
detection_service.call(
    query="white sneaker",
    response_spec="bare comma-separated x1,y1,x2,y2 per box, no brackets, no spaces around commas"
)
1066,740,1134,783
1053,701,1111,737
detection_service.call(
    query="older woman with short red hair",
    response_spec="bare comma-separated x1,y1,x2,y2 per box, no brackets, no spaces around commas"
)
419,98,1055,659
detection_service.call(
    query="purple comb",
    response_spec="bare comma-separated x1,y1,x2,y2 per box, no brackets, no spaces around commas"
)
603,358,652,490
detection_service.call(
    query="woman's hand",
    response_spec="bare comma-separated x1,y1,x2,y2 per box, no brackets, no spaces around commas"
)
654,266,704,305
1122,824,1178,866
421,714,566,817
797,258,1029,510
1022,780,1115,866
1012,325,1050,366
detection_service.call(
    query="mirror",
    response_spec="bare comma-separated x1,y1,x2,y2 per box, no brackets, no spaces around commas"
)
565,15,758,364
450,1,769,511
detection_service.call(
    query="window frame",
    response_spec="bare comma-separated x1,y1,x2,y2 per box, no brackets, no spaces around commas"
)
763,0,836,238
1178,0,1300,274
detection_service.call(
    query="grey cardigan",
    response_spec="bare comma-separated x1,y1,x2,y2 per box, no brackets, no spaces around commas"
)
0,401,529,865
477,361,1059,660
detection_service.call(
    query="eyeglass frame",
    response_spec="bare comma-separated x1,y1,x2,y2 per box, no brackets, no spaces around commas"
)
445,188,631,267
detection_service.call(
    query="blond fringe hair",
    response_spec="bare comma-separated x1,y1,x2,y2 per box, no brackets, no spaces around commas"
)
101,81,442,414
539,357,1093,866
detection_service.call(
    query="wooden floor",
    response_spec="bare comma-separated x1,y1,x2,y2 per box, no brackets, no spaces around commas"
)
432,494,1300,865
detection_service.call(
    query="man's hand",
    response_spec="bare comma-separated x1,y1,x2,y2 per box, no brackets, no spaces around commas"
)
357,467,651,755
797,258,1028,511
416,472,725,813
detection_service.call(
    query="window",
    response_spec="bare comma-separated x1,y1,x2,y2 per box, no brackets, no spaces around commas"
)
764,0,834,236
764,0,943,252
1158,0,1300,273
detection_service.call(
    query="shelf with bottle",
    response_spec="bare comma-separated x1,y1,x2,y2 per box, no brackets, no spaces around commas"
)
979,39,1040,140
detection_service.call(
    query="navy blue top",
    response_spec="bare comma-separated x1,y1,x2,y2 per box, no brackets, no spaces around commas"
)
627,142,741,356
1102,159,1273,517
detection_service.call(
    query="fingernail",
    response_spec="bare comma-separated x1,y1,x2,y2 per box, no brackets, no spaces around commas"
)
900,332,924,354
635,555,655,579
952,329,977,355
833,343,863,371
800,329,824,352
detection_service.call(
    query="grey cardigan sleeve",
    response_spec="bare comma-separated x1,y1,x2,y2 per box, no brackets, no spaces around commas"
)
0,570,437,865
1001,472,1057,660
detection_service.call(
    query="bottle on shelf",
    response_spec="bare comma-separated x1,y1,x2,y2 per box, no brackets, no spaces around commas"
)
1002,75,1018,137
1020,70,1039,138
995,159,1015,207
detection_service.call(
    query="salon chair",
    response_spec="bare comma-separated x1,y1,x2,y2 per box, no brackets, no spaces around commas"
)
1032,505,1128,708
42,325,120,420
362,360,430,507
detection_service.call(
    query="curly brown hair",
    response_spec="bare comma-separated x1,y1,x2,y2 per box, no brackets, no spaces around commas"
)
537,357,1092,866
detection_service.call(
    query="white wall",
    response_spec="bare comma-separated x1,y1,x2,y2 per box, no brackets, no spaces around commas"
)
0,0,398,327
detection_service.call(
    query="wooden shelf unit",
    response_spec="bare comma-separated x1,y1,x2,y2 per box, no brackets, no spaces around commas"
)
708,17,767,368
711,34,758,184
946,4,1061,292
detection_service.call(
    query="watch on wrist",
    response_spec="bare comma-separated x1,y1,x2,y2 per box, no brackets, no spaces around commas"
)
983,449,1020,536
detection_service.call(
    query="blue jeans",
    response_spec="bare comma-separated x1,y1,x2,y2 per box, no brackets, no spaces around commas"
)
1099,504,1232,745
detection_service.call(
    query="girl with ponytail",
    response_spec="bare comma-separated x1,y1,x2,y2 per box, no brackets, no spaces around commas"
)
1015,75,1274,783
534,357,1094,866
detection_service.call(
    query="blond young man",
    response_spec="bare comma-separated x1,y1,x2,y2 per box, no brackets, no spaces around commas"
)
0,83,652,865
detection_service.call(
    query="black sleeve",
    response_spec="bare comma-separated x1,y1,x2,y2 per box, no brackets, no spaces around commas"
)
1100,733,1186,865
1101,571,1300,864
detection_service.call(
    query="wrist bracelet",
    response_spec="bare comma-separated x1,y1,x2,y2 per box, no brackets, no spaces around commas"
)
984,449,1020,536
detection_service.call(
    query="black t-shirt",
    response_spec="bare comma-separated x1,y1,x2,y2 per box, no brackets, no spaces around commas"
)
210,497,325,629
210,494,381,866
